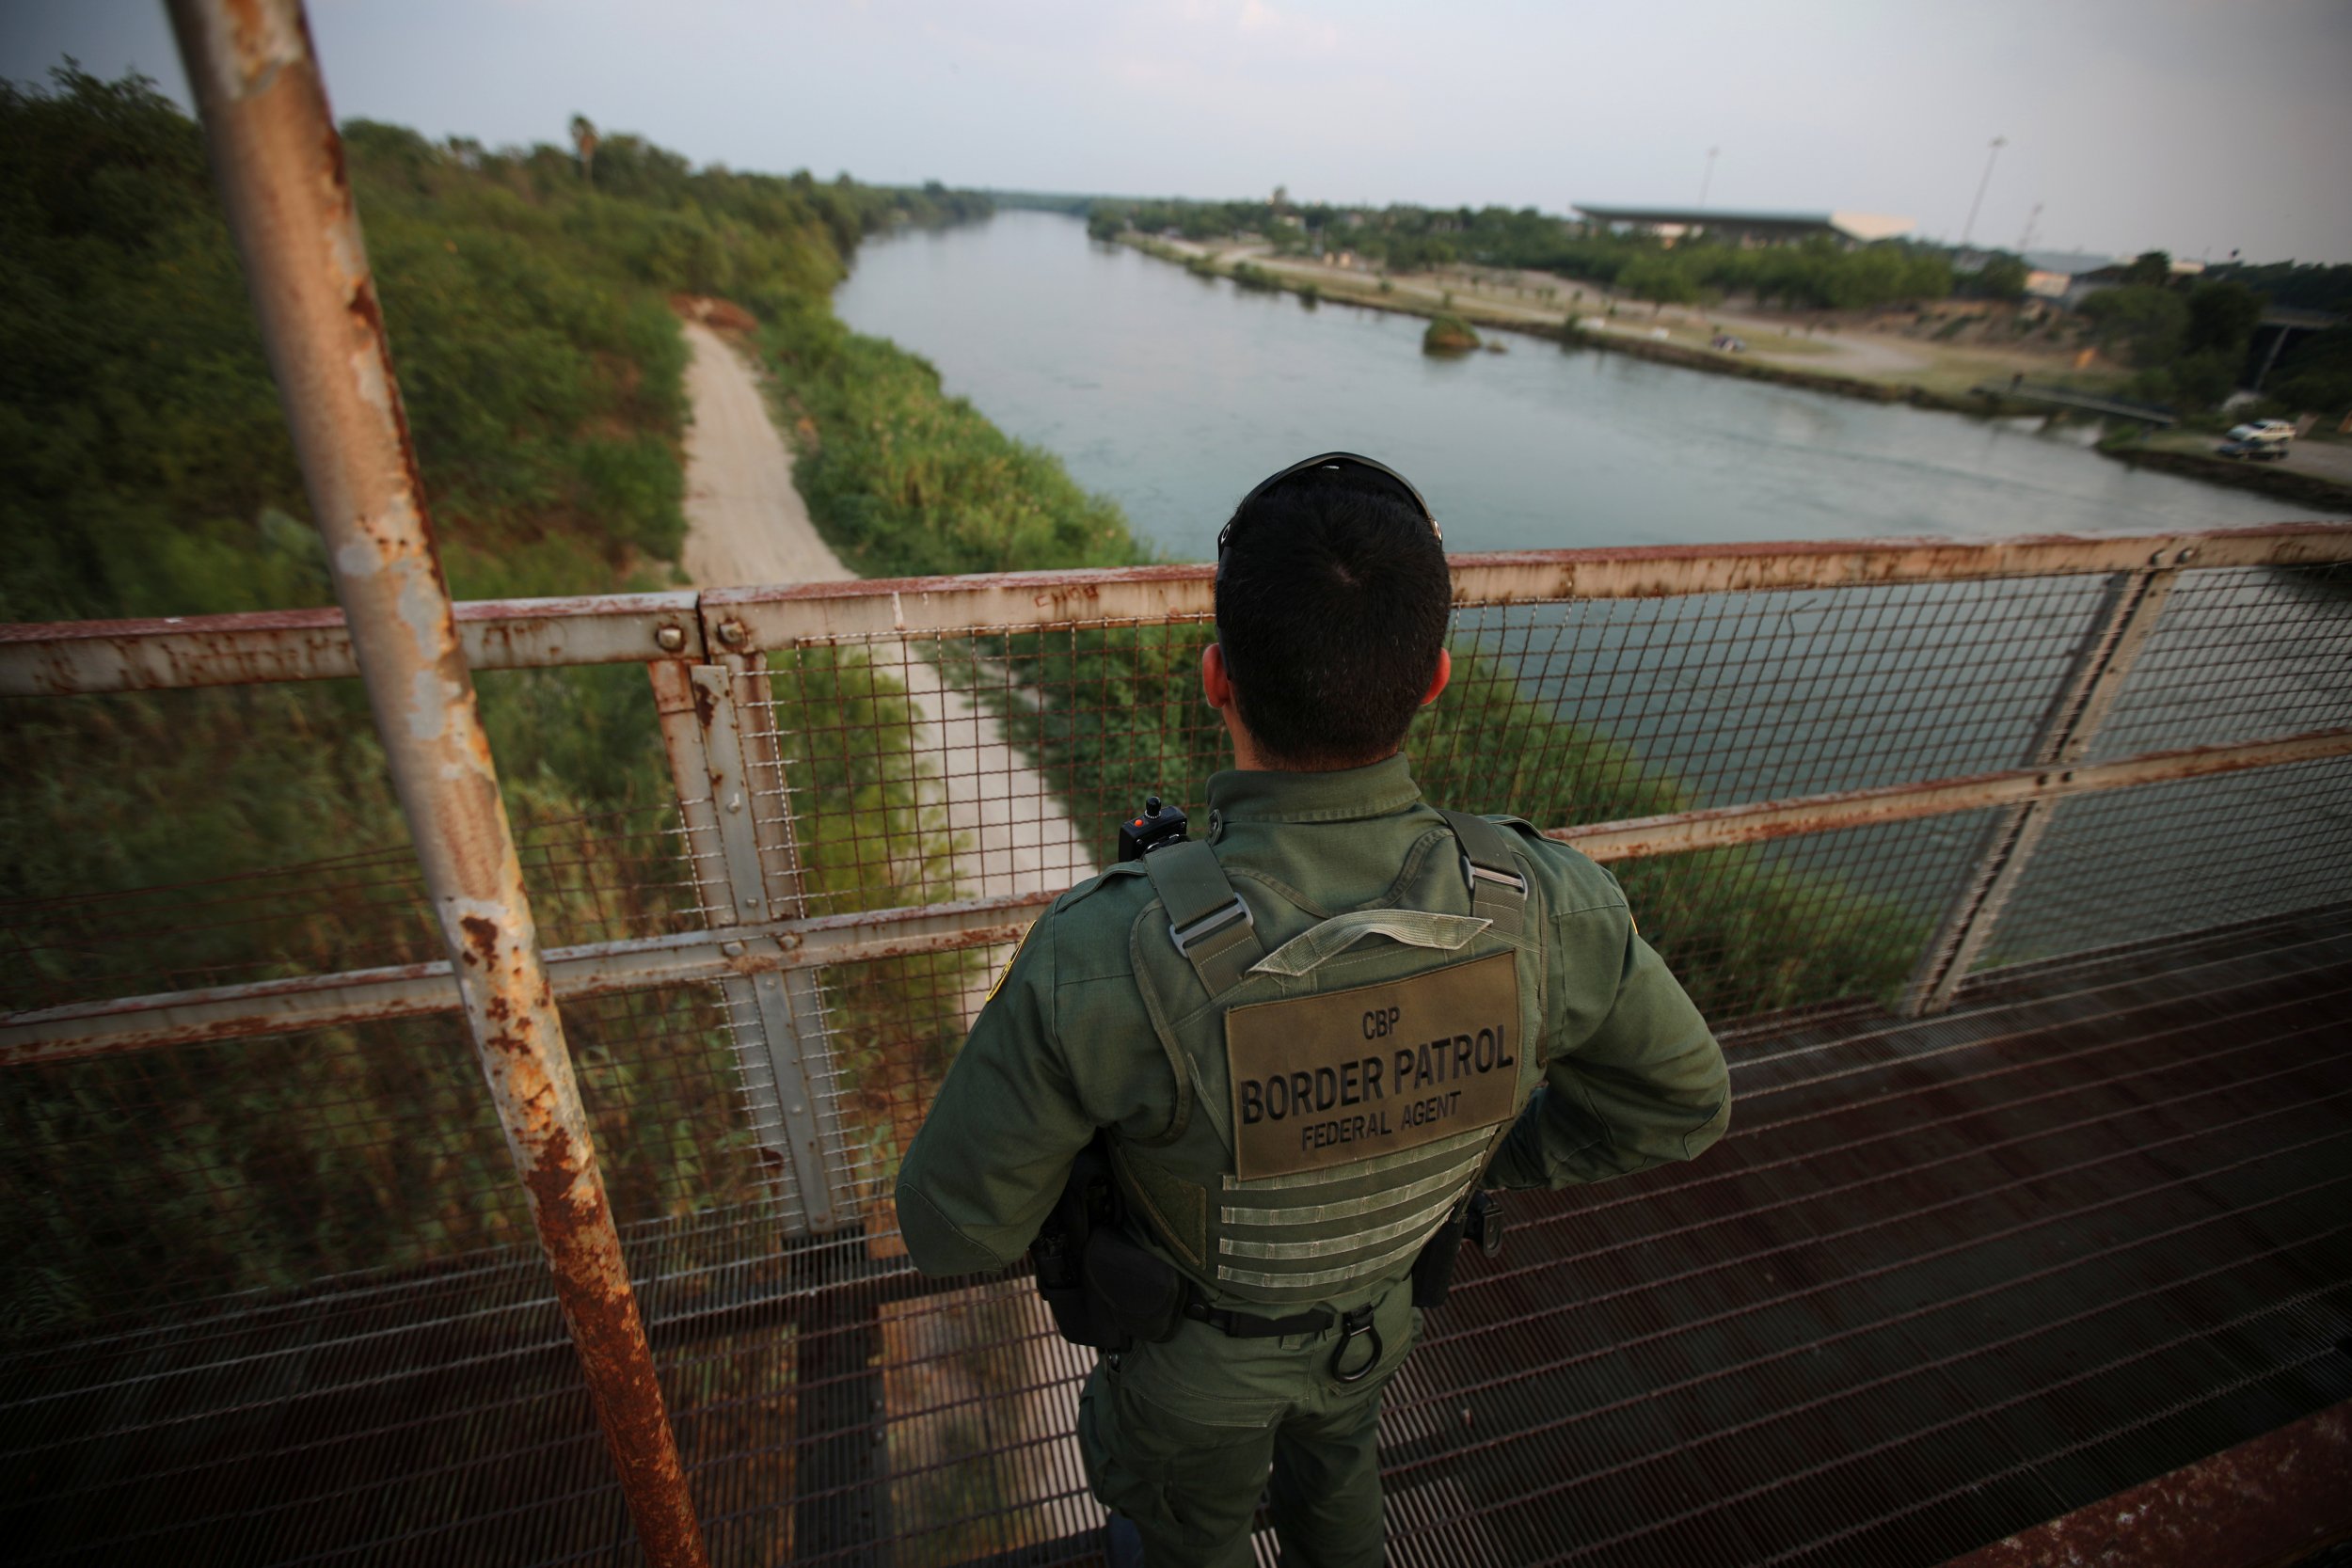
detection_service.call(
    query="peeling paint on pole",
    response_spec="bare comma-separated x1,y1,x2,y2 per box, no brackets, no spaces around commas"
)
162,3,710,1562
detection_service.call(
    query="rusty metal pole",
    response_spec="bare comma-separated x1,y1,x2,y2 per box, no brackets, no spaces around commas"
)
163,4,709,1562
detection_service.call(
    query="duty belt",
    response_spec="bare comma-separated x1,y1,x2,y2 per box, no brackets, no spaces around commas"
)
1184,1297,1384,1382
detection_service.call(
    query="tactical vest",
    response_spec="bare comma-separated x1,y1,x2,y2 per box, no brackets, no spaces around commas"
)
1110,811,1547,1310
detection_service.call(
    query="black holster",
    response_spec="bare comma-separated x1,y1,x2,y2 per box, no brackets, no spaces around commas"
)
1411,1190,1504,1309
1030,1134,1186,1352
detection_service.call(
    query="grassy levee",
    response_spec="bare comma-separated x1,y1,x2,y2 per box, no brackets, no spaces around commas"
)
754,288,1144,576
0,69,977,1333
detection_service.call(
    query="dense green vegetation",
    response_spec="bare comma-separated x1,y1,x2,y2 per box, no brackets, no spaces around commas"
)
2269,326,2352,419
2074,253,2269,413
1090,197,1960,311
2205,260,2352,317
755,291,1143,578
0,67,989,1330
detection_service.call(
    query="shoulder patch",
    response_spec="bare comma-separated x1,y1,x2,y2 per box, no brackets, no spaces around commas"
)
981,917,1041,1006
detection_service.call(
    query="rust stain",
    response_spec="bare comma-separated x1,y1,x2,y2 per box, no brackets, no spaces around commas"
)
457,914,499,967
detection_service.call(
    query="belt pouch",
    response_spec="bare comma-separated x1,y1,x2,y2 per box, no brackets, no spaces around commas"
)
1083,1226,1188,1344
1034,1227,1124,1351
1031,1137,1129,1350
1410,1208,1468,1309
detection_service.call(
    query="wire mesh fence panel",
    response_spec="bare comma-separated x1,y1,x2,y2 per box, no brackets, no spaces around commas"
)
0,1010,529,1344
1611,811,2000,1026
1439,576,2110,817
563,983,782,1231
1979,757,2352,974
0,1239,614,1568
0,668,702,1015
754,623,1224,918
2085,562,2352,765
0,684,438,1012
1377,911,2352,1568
812,946,994,1240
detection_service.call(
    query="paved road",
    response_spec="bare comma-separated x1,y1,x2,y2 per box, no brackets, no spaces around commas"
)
2280,438,2352,487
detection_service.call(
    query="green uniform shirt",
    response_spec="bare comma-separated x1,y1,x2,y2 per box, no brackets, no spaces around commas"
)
896,754,1730,1283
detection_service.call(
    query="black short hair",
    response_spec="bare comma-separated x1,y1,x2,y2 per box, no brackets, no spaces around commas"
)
1214,463,1452,768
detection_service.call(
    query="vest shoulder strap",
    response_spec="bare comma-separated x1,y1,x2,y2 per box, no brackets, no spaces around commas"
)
1438,810,1530,937
1143,839,1264,997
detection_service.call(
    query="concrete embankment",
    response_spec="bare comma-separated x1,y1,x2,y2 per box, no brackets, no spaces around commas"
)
2097,444,2352,513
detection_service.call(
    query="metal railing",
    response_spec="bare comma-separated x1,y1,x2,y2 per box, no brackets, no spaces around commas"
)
9,530,2352,1195
7,521,2352,1560
10,527,2351,1056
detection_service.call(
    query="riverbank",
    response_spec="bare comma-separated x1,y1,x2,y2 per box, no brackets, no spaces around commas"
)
2097,430,2352,512
1119,231,2347,515
1128,231,2027,410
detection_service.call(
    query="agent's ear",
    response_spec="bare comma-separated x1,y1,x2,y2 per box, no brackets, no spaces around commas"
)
1201,642,1235,710
1420,647,1452,708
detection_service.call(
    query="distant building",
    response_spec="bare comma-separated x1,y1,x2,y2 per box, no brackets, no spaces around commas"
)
2031,253,2206,310
1572,205,1915,248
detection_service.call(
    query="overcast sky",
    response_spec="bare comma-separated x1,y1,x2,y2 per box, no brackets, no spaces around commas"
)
7,0,2347,263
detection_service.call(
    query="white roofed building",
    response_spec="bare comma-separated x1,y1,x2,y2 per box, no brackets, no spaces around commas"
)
1573,205,1915,248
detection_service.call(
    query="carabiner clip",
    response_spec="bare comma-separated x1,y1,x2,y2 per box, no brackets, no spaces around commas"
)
1329,1305,1383,1384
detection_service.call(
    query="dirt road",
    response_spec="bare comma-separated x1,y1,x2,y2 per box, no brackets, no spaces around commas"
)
676,315,1098,1556
677,318,1096,991
680,320,854,589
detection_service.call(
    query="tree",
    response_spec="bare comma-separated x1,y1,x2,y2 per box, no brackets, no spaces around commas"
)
2270,325,2352,417
2122,250,2171,288
2081,285,2187,367
2182,279,2262,357
569,113,597,183
1961,256,2028,301
1619,254,1698,310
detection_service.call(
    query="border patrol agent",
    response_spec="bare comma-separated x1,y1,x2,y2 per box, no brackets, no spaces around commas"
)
897,455,1730,1567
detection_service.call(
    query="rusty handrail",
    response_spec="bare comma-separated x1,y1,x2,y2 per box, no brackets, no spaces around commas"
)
6,523,2349,697
162,3,708,1562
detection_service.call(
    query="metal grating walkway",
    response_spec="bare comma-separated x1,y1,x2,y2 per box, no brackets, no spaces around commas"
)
7,909,2350,1566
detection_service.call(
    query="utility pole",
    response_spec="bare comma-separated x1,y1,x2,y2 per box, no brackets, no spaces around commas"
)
1699,145,1719,209
2016,201,2042,255
1961,135,2007,247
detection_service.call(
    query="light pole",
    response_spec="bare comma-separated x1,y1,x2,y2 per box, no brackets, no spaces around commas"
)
1699,145,1719,209
1961,135,2006,248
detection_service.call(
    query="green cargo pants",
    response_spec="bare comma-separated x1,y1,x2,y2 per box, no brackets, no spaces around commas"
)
1076,1278,1420,1568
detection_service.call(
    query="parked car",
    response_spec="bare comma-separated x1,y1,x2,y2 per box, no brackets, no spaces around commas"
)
2224,420,2295,446
2216,436,2289,462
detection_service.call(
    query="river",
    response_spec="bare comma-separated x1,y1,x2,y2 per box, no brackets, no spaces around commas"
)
834,211,2327,562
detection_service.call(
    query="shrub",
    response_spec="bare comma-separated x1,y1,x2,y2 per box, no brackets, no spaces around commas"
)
1424,314,1481,354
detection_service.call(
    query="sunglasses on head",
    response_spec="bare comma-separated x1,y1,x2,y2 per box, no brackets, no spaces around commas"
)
1216,452,1441,571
